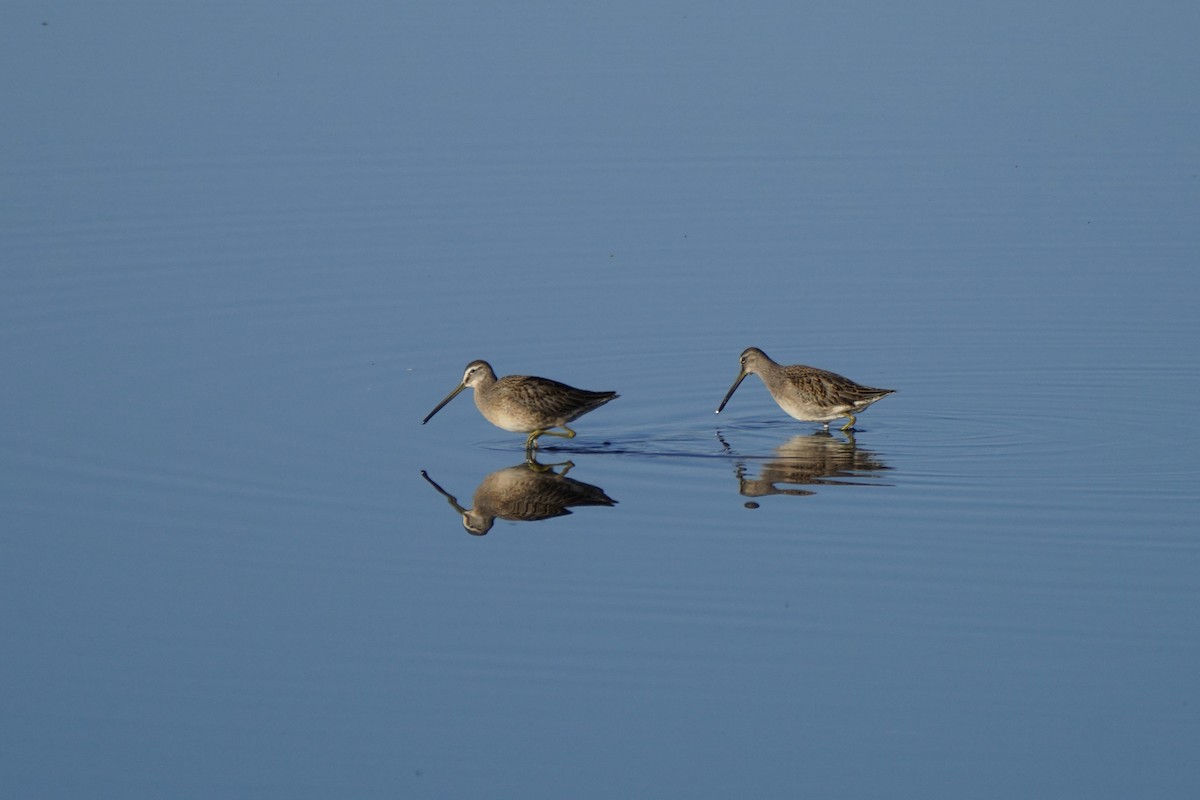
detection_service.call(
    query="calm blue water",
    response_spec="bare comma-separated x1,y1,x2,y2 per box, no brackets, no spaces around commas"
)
3,3,1199,798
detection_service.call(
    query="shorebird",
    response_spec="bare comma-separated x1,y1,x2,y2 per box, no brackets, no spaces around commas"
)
716,347,893,431
423,360,617,449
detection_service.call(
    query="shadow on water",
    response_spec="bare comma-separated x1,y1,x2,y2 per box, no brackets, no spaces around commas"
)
716,430,893,502
420,456,617,535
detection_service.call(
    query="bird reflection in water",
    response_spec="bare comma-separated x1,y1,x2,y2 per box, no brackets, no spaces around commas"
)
420,457,616,535
719,431,891,501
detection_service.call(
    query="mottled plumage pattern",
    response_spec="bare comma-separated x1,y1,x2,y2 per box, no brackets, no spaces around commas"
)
716,347,893,431
775,365,891,414
423,359,617,449
484,375,617,431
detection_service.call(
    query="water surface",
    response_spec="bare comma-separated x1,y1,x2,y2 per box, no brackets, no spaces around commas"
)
3,3,1199,798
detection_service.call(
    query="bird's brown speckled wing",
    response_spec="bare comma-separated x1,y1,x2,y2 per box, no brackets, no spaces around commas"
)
504,376,618,424
787,367,892,408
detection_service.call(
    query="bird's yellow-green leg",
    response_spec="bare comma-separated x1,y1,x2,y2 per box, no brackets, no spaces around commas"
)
525,426,576,451
840,414,857,432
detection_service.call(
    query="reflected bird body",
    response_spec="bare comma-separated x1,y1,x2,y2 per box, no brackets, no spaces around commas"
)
735,432,892,498
716,347,893,431
421,462,616,535
423,360,618,449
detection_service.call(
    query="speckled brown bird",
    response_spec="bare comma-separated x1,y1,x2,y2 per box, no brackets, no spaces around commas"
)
423,360,618,449
716,347,893,431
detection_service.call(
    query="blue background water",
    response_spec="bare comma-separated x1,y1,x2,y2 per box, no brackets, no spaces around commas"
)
3,2,1198,797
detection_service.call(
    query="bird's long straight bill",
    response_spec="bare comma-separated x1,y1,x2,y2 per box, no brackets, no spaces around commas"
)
715,372,748,413
422,383,467,424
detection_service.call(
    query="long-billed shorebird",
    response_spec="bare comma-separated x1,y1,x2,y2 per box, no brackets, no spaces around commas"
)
422,360,618,449
716,347,893,431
